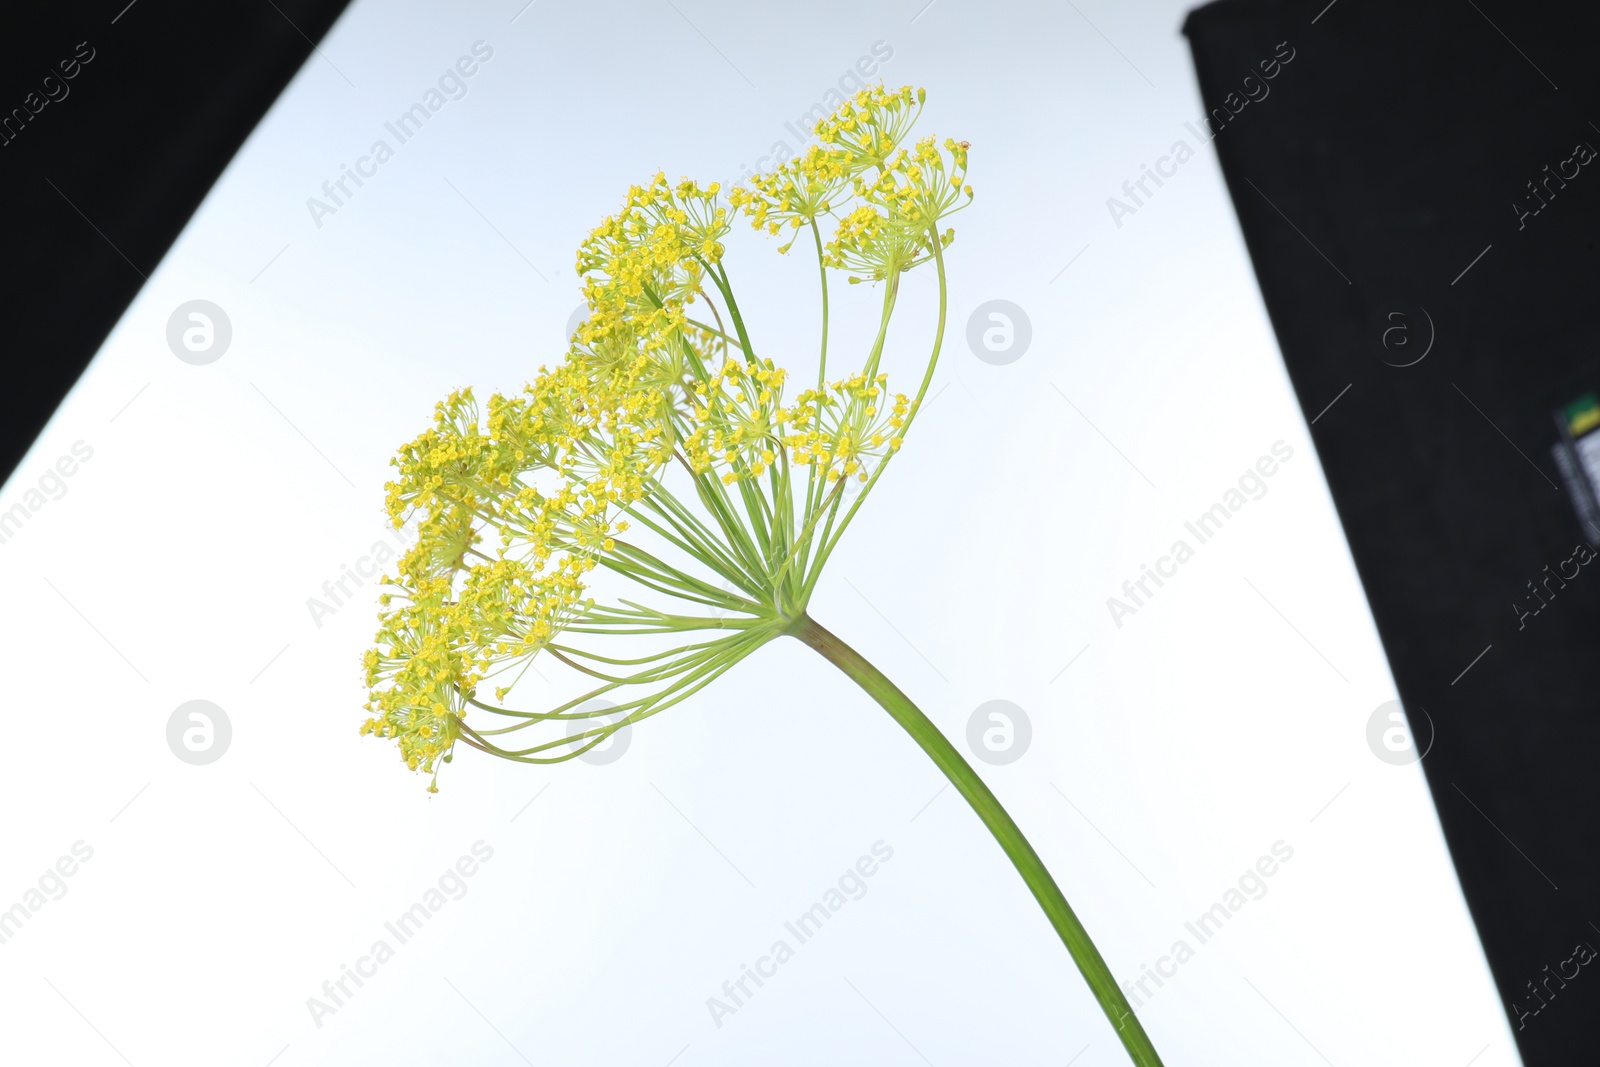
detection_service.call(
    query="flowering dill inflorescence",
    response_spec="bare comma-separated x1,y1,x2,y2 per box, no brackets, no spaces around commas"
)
361,85,971,789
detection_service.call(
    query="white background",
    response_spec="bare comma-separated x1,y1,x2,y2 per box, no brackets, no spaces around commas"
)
0,1,1520,1064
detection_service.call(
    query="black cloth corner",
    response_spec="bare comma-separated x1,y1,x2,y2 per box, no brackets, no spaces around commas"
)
1184,0,1600,1058
0,1,352,485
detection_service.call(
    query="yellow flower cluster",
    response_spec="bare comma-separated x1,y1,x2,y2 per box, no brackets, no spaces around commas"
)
363,188,713,780
575,171,729,346
364,84,970,787
360,576,470,781
728,85,971,284
730,86,926,251
813,85,925,175
784,372,910,484
363,388,605,785
727,144,850,252
685,358,789,483
824,135,971,283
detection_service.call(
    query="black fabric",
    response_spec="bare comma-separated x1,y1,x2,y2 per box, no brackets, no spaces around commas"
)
1184,0,1600,1059
0,0,352,484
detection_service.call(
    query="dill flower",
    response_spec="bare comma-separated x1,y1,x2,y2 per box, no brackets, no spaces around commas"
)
814,84,926,175
360,85,1165,1067
727,144,851,252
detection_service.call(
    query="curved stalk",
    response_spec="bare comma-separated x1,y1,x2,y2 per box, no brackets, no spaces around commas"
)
800,244,933,601
792,614,1165,1067
809,217,831,392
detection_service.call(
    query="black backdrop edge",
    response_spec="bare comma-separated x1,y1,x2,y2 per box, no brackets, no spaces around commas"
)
1184,0,1600,1062
0,0,354,487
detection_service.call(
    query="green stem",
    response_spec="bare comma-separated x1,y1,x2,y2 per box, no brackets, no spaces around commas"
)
810,217,830,393
793,614,1165,1067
